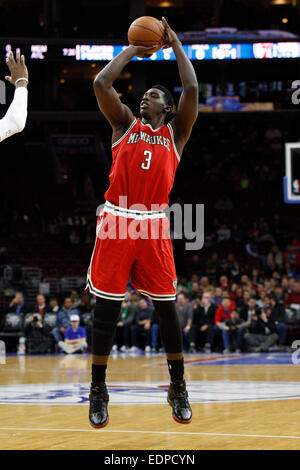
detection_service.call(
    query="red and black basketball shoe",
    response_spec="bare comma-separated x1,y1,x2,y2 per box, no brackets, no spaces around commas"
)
89,382,109,428
167,379,192,424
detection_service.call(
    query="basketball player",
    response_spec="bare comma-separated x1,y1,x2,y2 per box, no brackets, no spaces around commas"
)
87,17,198,427
0,50,28,142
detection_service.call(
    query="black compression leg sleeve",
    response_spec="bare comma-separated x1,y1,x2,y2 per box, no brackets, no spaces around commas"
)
152,300,184,382
92,297,122,358
152,300,183,354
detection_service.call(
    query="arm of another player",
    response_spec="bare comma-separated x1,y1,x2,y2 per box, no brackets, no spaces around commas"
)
162,17,198,147
0,50,28,143
93,45,155,133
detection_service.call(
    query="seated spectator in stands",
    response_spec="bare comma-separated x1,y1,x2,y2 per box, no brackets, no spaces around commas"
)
112,299,137,352
199,276,214,293
285,281,300,308
274,286,285,303
78,292,92,314
32,294,50,315
49,297,60,313
267,245,283,270
175,293,193,351
51,297,81,347
236,290,251,310
188,281,201,301
70,290,81,308
244,308,278,352
214,297,236,350
6,292,31,314
281,277,290,297
256,289,268,309
264,293,287,349
233,286,244,305
222,310,245,353
240,296,261,324
189,292,216,353
212,287,223,306
24,314,52,354
219,275,229,290
130,298,153,353
59,314,87,354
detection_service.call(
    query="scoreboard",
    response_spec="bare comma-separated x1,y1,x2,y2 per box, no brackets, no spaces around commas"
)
3,41,300,62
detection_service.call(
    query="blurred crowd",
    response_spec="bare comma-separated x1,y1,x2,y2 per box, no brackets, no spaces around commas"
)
1,264,299,355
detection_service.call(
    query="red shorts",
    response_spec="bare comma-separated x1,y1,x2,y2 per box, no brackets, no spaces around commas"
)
86,202,177,301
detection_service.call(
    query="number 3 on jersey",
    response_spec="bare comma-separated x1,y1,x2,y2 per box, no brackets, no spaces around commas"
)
141,150,152,170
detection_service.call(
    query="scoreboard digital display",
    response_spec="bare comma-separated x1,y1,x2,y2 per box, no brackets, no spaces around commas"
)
3,41,300,62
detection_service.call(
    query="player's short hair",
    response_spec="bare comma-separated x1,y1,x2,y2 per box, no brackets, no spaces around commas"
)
151,84,176,123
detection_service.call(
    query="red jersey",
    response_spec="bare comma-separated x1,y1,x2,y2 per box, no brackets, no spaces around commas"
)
104,118,180,210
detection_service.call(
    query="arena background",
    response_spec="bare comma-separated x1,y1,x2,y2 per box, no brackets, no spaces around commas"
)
0,0,300,452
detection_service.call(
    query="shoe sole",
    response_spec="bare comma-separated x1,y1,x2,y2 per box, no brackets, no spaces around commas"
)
89,417,109,429
172,413,192,424
168,398,192,424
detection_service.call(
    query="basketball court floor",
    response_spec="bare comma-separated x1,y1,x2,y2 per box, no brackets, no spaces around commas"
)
0,352,299,450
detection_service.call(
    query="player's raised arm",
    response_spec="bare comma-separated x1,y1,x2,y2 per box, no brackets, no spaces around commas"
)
93,45,154,133
0,50,28,142
162,17,198,146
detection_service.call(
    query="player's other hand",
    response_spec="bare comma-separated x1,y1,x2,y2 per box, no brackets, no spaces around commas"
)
5,49,28,87
129,45,156,58
161,17,180,49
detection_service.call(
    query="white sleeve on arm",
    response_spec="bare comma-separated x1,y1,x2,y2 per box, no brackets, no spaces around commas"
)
0,86,28,142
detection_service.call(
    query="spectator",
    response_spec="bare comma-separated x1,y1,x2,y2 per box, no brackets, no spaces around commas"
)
222,310,246,353
244,308,279,352
188,281,201,301
240,297,261,324
78,292,92,314
112,299,137,352
285,281,300,307
60,314,87,354
49,297,60,313
6,292,31,314
70,290,81,308
267,245,283,270
24,314,52,354
189,292,216,353
32,294,50,315
130,298,153,353
212,287,223,306
199,276,214,293
175,292,193,351
265,293,287,349
236,290,251,310
214,297,236,350
51,297,81,348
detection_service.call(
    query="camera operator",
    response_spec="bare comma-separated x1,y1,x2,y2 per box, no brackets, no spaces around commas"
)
24,314,52,354
244,307,278,353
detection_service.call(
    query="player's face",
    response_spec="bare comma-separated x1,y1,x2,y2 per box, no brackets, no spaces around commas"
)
140,88,169,119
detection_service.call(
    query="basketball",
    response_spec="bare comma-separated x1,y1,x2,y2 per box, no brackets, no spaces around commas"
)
128,16,166,53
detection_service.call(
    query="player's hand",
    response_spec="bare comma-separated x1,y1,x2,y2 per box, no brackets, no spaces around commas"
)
161,17,180,49
5,50,28,87
129,45,157,58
